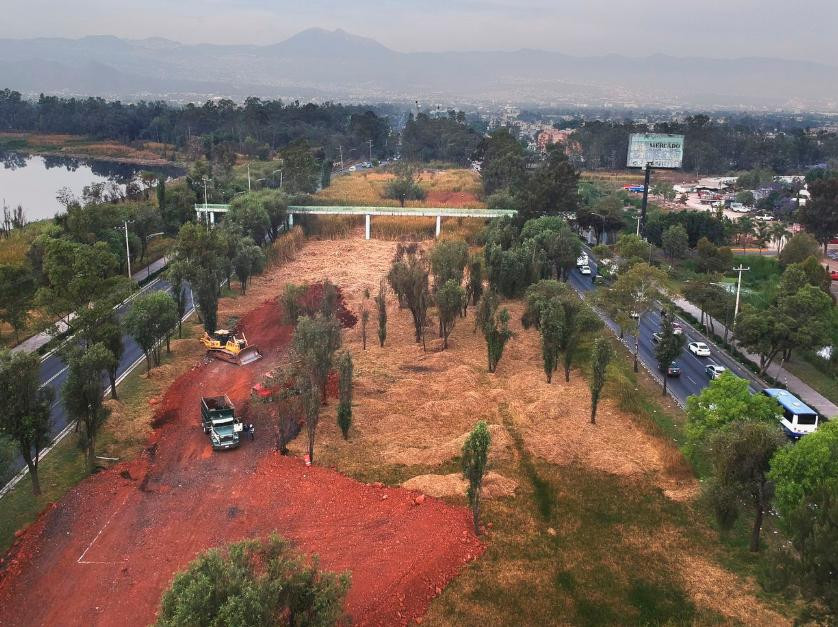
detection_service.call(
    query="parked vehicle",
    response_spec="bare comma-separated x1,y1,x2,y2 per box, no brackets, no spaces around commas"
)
688,341,711,357
671,322,683,335
200,395,243,450
200,329,262,365
762,388,819,438
579,265,592,275
576,254,589,267
651,332,662,344
831,269,838,281
705,364,726,379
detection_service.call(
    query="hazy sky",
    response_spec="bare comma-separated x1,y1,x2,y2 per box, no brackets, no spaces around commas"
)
2,0,836,63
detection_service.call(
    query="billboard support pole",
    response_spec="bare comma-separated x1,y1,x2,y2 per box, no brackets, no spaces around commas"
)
640,162,652,236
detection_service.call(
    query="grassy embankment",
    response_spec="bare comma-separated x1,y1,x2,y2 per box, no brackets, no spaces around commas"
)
0,132,177,164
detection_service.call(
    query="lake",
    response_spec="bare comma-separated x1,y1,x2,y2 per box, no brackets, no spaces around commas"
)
0,152,183,222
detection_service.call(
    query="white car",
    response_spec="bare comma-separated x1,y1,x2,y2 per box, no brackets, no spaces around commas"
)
755,214,774,221
705,364,727,379
579,265,592,275
688,341,711,357
672,322,683,335
576,254,589,267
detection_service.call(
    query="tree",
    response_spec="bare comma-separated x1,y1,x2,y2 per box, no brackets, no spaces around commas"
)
778,231,821,267
735,190,755,207
166,260,189,338
524,218,580,281
228,194,271,245
769,420,838,520
476,291,513,373
654,314,686,396
76,302,124,399
479,128,526,196
388,252,430,345
336,351,353,439
124,291,178,371
704,421,785,552
797,177,838,253
462,421,491,535
609,263,668,372
63,343,113,472
0,351,53,495
615,233,650,262
130,204,162,263
430,239,468,287
375,279,387,348
517,143,579,222
0,264,35,343
589,338,613,424
467,255,484,306
661,224,689,260
685,371,779,446
157,534,350,627
538,298,562,383
436,279,465,349
384,163,426,207
234,239,266,295
696,237,733,274
174,222,226,333
554,294,601,383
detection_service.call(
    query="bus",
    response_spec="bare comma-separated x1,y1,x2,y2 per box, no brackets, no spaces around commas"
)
762,388,819,438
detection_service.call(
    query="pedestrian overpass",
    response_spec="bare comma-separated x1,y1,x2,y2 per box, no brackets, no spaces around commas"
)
194,204,516,239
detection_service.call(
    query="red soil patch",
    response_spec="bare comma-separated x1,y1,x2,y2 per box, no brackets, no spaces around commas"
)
424,190,481,206
0,296,481,626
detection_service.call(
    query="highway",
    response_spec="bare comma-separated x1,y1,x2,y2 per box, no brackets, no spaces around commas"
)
567,251,760,407
3,278,194,485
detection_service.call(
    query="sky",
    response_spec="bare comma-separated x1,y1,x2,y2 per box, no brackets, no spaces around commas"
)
2,0,837,63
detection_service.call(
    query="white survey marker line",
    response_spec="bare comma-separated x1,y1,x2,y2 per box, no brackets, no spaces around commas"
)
77,492,131,564
0,305,195,499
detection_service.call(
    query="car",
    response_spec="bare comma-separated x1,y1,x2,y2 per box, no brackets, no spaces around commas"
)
651,332,662,343
579,265,592,275
630,310,640,319
576,254,589,267
705,364,727,379
672,322,683,335
755,214,774,221
831,270,838,281
688,341,711,357
663,361,681,377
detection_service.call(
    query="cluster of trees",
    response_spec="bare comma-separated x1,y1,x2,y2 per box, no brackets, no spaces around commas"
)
570,115,838,173
687,374,838,614
479,129,579,222
0,89,391,163
157,534,350,627
400,111,483,164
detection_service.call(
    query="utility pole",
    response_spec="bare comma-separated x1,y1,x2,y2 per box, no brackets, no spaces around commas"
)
732,264,750,334
339,145,344,171
639,161,653,236
247,163,251,192
123,220,132,279
367,139,373,163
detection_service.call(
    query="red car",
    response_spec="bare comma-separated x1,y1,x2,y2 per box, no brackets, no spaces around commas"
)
831,270,838,281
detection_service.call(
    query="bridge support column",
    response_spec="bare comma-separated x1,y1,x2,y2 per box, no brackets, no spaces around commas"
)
288,213,294,229
435,215,441,238
210,211,215,225
365,214,371,240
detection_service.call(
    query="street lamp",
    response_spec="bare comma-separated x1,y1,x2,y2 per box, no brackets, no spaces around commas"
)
731,264,750,335
114,220,134,279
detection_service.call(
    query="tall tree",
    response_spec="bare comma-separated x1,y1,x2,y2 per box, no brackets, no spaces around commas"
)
661,224,689,260
0,351,53,495
476,291,513,373
467,255,484,306
589,338,613,424
654,314,686,396
517,143,579,222
336,351,353,440
76,302,124,399
436,279,466,349
538,299,563,383
705,421,785,552
797,177,838,253
124,291,179,371
462,421,491,535
63,343,113,473
166,260,189,338
388,251,431,345
0,264,35,343
430,239,469,287
375,279,387,348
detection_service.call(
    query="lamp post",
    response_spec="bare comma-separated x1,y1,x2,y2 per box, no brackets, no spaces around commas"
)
732,264,750,335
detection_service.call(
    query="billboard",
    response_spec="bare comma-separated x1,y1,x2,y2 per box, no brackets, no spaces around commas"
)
627,133,684,169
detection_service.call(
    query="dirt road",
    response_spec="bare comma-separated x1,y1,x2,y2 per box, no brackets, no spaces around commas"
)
0,297,482,626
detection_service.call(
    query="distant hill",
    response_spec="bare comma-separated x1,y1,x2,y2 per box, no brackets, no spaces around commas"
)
1,29,837,110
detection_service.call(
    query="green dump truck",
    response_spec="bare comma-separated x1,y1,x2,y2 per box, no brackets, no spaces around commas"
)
200,395,242,450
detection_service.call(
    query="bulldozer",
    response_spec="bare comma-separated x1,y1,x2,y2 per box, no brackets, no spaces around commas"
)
200,329,262,365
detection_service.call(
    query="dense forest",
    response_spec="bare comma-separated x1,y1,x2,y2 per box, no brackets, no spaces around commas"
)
399,112,484,165
0,89,392,162
570,115,838,174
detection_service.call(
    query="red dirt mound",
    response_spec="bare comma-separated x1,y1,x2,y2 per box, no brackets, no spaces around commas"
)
0,295,481,627
297,282,358,329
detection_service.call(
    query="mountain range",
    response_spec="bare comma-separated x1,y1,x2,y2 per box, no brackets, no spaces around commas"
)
1,28,836,111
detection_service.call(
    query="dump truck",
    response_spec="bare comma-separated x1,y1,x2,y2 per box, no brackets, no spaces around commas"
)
200,329,262,365
200,395,243,450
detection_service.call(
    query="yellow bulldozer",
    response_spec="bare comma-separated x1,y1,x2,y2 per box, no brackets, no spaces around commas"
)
200,329,262,365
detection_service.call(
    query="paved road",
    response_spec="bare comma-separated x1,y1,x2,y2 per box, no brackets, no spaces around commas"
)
4,279,194,483
567,252,759,407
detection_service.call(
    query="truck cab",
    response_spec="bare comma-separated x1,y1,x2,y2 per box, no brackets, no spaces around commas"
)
200,395,242,450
